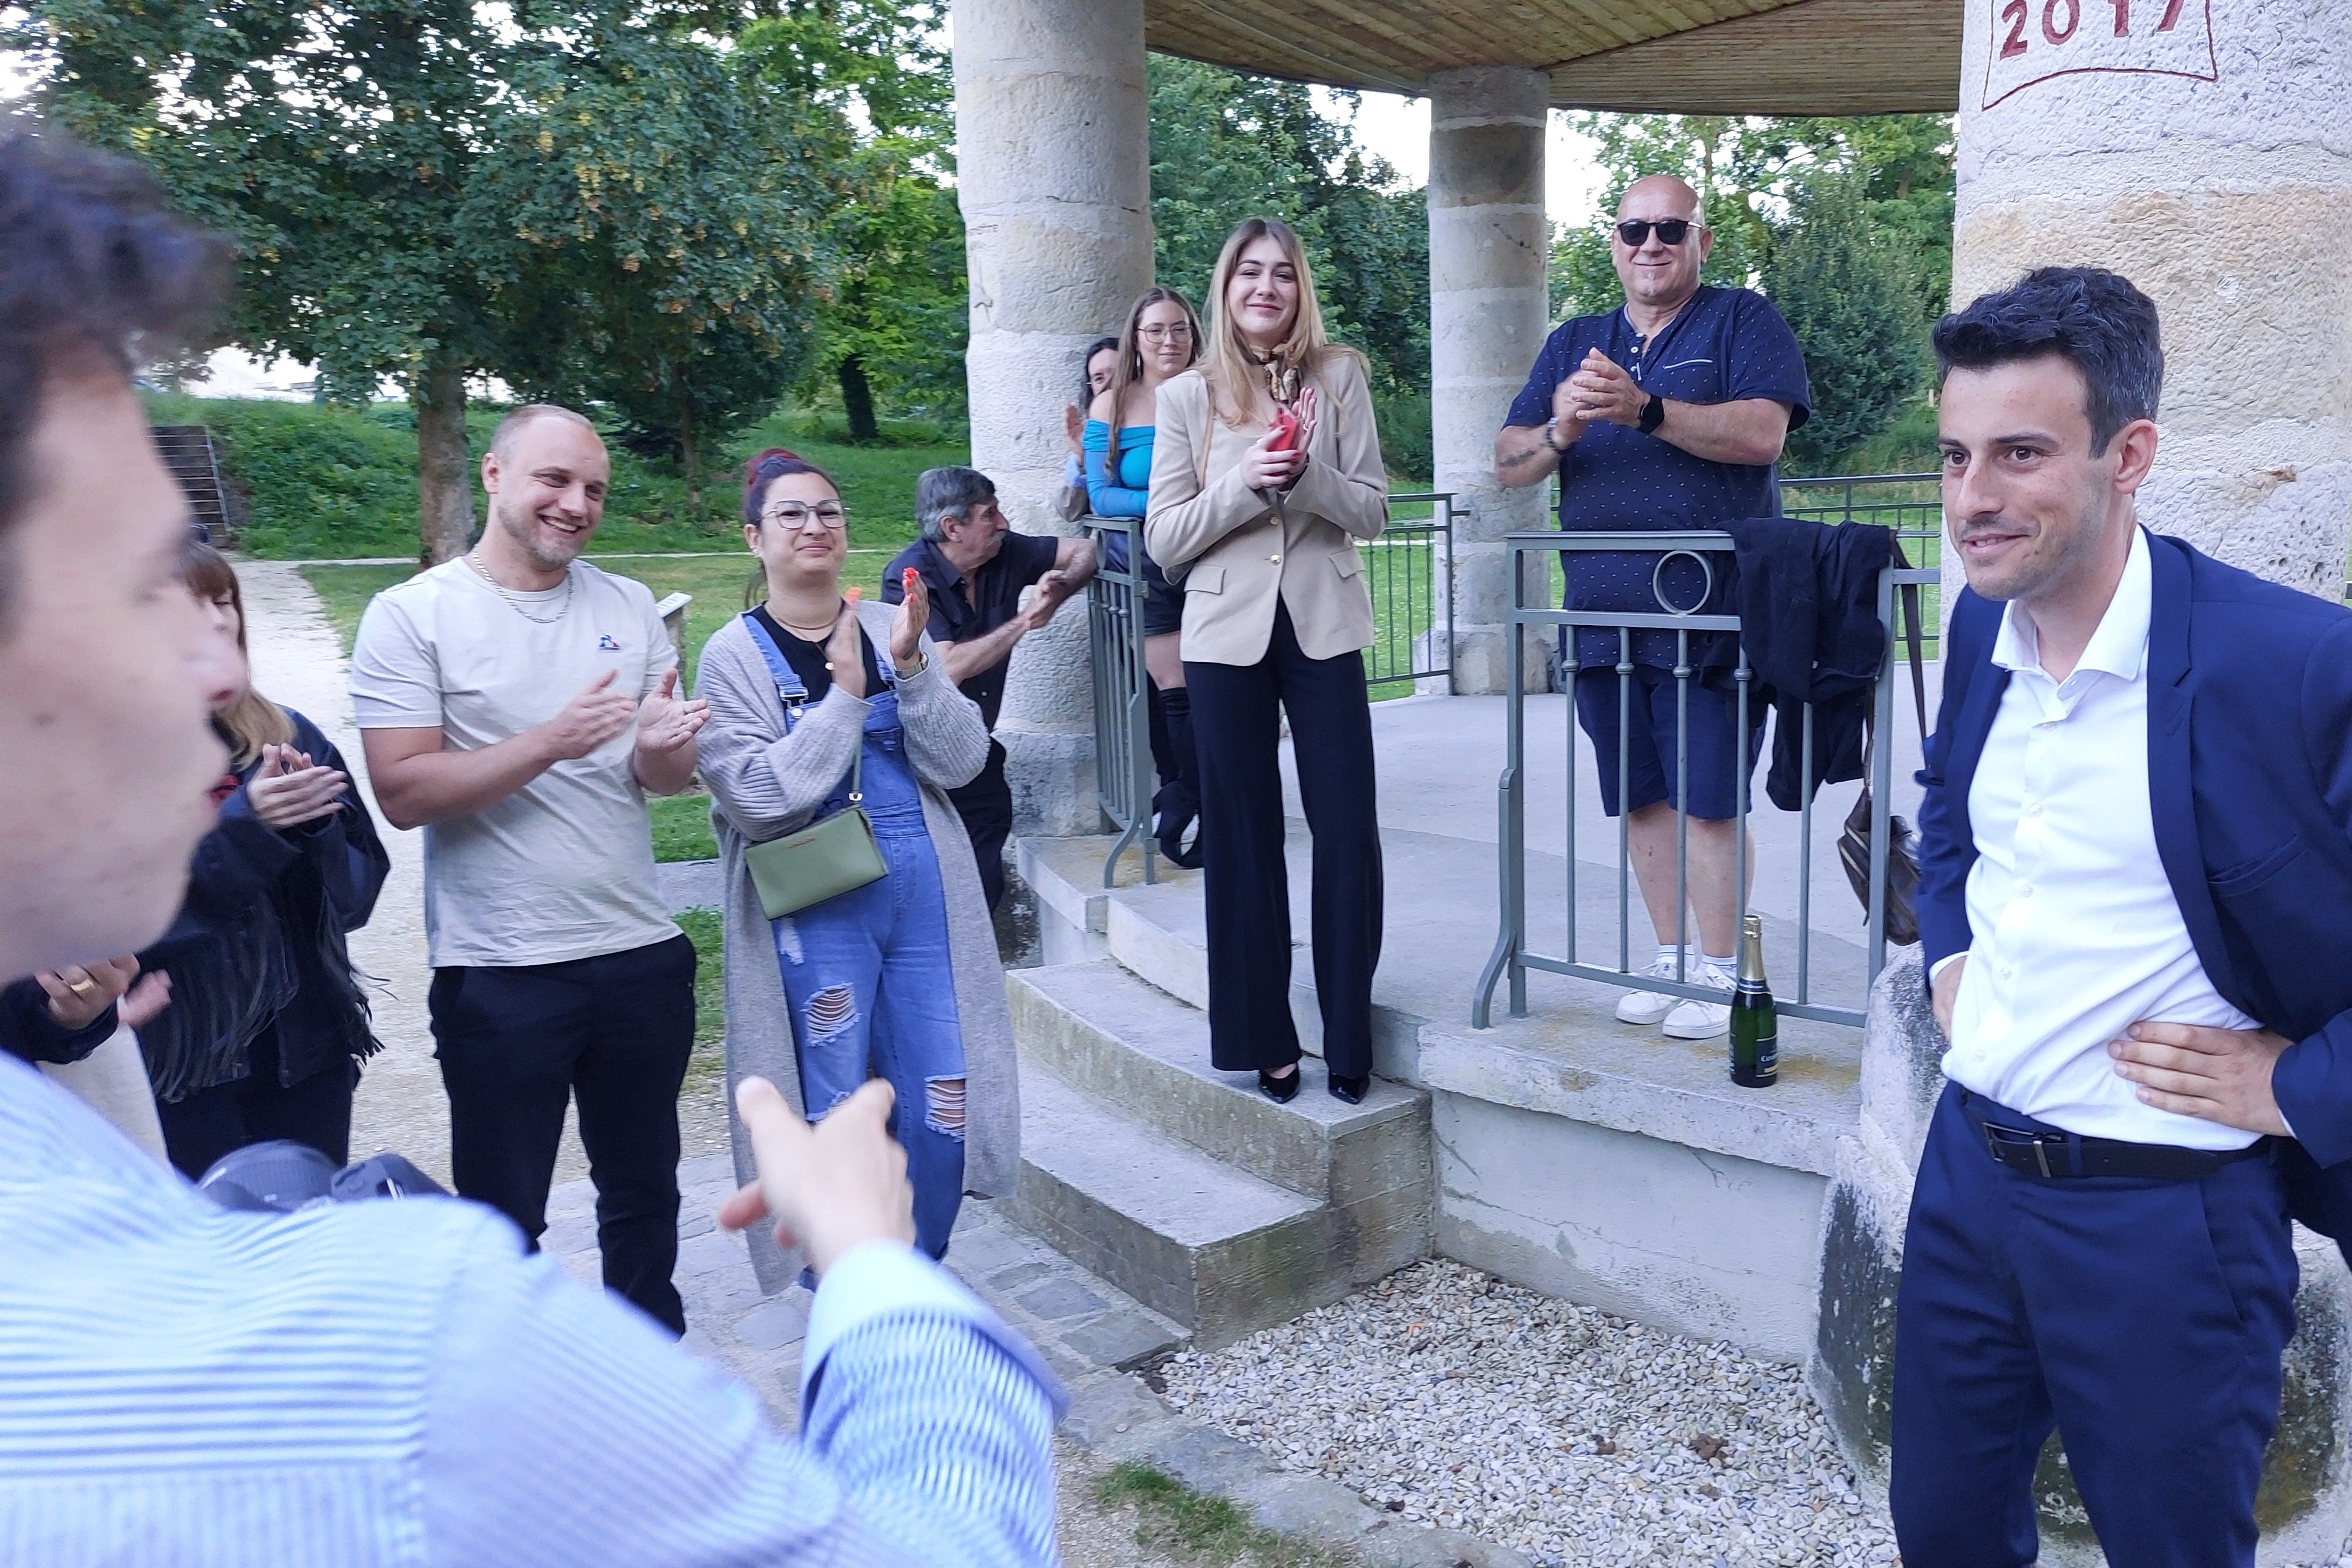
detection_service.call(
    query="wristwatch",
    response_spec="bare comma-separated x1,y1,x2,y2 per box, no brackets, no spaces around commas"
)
1638,393,1667,436
1543,417,1571,453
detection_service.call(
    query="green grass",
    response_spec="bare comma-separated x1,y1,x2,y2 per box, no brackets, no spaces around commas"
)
650,793,719,863
1091,1464,1350,1568
155,392,965,561
674,905,727,1098
301,551,895,692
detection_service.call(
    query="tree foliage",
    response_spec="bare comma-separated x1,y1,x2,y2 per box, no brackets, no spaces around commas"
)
739,2,965,440
1148,56,1429,398
473,22,837,509
18,0,846,554
1761,178,1930,473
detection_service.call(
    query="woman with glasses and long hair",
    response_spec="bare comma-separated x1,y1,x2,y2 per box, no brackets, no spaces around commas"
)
1087,286,1208,866
1143,218,1389,1106
694,450,1019,1282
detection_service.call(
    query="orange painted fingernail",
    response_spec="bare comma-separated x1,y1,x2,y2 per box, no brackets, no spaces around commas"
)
846,587,861,603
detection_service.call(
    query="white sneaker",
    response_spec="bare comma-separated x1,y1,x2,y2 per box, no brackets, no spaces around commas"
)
1614,958,1688,1024
1662,967,1736,1040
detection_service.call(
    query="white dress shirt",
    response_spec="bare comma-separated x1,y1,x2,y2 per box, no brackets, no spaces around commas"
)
1938,528,2261,1149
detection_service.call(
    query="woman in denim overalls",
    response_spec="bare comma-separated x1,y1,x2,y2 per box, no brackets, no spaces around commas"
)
699,451,994,1261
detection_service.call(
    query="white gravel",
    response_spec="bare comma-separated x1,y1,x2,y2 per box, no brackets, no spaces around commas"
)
1159,1259,1898,1568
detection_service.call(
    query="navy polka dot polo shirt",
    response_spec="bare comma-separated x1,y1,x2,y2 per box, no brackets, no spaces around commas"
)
1502,285,1811,670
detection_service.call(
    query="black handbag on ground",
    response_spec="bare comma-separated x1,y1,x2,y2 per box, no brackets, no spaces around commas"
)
1838,546,1927,945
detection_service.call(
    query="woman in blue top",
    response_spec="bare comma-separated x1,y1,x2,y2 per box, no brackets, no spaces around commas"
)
1086,286,1207,867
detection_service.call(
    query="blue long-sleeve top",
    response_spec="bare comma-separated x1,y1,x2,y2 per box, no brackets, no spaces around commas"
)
1084,419,1155,572
1082,419,1154,517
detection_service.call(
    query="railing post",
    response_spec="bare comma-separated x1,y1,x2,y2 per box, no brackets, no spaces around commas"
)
1473,536,1528,1027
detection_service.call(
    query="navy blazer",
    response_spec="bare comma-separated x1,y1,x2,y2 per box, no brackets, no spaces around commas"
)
1917,531,2352,1188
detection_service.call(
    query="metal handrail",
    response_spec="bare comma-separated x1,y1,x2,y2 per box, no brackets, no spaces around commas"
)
1471,528,1938,1032
1085,494,1455,888
1084,515,1158,890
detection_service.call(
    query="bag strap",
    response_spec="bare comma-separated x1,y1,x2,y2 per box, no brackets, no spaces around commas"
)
741,609,864,804
1889,538,1927,738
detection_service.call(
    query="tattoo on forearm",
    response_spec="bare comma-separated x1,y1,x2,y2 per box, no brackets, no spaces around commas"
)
1498,432,1554,476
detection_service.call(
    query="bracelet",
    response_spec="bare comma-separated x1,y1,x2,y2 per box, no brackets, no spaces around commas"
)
1543,419,1568,453
894,653,926,679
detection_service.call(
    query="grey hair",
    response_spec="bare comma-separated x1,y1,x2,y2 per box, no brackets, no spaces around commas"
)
917,466,997,542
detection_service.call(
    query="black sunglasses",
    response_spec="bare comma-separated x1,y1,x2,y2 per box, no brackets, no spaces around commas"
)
1615,218,1698,247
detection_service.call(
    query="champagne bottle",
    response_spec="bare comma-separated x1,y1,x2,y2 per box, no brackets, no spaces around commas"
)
1730,914,1778,1088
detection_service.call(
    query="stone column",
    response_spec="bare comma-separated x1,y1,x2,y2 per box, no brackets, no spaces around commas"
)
953,0,1153,834
1427,67,1551,695
1949,1,2352,614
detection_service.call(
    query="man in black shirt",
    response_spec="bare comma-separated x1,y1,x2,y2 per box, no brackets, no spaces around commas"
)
883,467,1097,909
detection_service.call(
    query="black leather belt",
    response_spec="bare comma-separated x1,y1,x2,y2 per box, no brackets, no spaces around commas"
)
1976,1119,2270,1180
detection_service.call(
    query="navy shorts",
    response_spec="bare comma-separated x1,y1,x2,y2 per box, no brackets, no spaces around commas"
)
1573,666,1764,820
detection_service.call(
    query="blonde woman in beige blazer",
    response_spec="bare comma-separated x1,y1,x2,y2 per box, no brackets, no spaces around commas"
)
1143,216,1389,1107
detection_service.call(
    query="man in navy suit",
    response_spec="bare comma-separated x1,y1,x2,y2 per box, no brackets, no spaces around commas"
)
1899,266,2352,1567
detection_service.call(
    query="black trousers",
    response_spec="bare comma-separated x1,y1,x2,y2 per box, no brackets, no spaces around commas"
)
948,738,1014,912
155,1023,357,1182
1186,602,1383,1077
430,932,695,1335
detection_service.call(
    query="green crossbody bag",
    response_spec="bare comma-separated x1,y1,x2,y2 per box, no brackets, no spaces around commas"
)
740,611,888,918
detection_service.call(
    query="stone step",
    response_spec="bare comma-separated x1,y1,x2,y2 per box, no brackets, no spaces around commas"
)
1014,1060,1381,1348
1101,879,1428,1080
1009,961,1431,1217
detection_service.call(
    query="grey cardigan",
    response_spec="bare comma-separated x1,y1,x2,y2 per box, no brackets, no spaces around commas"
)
693,603,1017,1292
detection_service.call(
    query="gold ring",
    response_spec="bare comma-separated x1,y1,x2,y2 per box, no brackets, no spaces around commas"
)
66,977,97,996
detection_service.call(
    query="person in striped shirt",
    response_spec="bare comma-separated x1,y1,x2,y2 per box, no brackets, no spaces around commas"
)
0,131,1061,1568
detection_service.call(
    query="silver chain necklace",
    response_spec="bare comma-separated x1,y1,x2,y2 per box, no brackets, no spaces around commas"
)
466,550,574,625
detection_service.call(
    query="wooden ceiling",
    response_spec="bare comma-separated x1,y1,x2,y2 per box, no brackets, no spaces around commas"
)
1146,0,1963,116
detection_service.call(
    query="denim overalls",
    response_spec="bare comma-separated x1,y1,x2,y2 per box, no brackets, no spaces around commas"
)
742,613,967,1260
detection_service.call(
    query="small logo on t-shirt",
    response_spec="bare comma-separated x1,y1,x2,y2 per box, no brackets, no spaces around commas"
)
596,633,620,651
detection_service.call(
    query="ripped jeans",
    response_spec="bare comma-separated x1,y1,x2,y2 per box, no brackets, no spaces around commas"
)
770,698,968,1260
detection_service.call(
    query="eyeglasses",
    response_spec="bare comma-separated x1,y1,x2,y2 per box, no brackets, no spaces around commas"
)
1138,323,1194,342
1614,218,1701,247
762,501,849,532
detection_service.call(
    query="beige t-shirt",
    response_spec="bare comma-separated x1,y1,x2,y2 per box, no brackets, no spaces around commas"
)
350,558,679,969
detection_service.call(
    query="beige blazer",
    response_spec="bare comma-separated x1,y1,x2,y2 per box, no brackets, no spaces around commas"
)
1142,354,1389,666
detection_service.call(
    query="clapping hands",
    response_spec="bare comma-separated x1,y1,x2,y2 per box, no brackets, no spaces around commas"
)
247,742,349,829
1241,385,1319,492
635,668,711,757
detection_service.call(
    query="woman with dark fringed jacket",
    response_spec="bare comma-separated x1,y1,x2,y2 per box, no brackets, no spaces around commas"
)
135,541,390,1179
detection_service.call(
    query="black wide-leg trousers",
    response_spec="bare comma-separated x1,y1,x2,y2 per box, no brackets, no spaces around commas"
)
1185,601,1383,1078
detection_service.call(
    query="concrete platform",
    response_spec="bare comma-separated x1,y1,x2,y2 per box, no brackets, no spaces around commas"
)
1012,687,1936,1362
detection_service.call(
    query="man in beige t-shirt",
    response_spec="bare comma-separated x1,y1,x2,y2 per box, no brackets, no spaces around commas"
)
351,406,708,1334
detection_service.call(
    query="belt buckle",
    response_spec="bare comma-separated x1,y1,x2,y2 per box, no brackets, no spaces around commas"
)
1984,1122,2056,1178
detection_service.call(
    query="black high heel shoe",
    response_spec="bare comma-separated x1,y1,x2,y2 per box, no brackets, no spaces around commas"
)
1258,1066,1301,1104
1327,1071,1370,1105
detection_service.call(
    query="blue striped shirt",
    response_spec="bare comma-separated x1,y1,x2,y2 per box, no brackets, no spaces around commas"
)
0,1054,1062,1566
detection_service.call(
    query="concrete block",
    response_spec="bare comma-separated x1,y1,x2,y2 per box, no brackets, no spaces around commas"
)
1058,1369,1177,1447
1433,1090,1828,1362
1231,1472,1383,1542
1008,961,1431,1206
1015,1277,1109,1322
1359,1523,1535,1568
1060,1308,1186,1369
1013,1061,1338,1345
1142,1423,1270,1498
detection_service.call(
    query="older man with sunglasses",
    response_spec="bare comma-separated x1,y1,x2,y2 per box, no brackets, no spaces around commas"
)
1494,173,1811,1041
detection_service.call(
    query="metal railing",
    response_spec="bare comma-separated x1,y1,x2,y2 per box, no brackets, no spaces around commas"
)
1085,515,1159,890
1085,494,1454,888
1472,530,1939,1031
1365,493,1455,691
1780,472,1942,654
